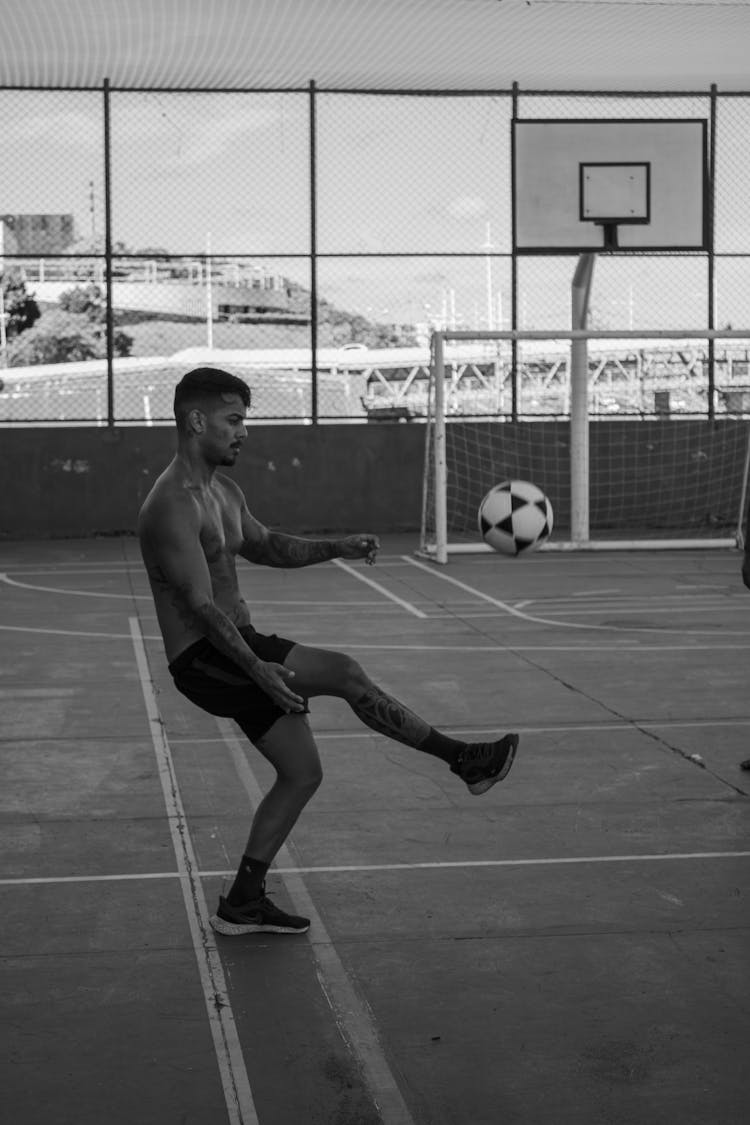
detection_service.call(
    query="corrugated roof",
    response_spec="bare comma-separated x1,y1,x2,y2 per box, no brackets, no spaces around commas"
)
0,0,746,91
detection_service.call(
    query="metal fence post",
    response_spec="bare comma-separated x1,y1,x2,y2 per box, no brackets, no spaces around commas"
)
510,80,519,421
309,79,319,423
103,77,115,428
708,83,717,421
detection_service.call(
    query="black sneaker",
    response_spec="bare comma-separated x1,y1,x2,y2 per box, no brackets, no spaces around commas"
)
209,891,310,936
450,733,519,795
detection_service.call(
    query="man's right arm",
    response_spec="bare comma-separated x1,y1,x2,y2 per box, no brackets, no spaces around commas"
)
141,496,305,711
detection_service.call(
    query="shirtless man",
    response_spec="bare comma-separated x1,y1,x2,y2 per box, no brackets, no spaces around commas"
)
138,367,519,936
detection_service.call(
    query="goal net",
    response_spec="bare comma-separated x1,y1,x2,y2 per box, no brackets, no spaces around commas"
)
419,329,750,562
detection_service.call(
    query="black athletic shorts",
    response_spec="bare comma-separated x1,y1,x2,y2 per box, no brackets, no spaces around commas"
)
168,624,303,744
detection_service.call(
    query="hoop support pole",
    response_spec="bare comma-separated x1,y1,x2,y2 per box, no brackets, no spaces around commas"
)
433,331,448,565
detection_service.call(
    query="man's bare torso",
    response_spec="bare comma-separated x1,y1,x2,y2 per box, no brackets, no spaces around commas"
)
138,465,251,663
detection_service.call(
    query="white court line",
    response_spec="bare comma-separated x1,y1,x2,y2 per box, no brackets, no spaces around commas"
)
0,564,139,573
129,618,259,1125
425,604,744,620
242,600,394,607
290,716,750,738
459,593,735,607
403,556,750,636
324,641,750,651
0,623,153,640
163,715,750,745
332,556,426,618
2,850,749,888
217,716,416,1125
0,568,424,614
3,621,750,652
0,573,150,600
1,567,139,576
431,595,737,609
0,571,395,608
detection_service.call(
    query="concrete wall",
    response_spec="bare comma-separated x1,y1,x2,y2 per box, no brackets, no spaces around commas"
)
1,419,746,539
0,423,427,539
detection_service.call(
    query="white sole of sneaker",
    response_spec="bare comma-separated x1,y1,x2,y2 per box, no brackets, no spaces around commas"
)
209,915,310,936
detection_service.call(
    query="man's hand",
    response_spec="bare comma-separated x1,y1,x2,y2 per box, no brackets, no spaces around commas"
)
337,534,381,565
742,552,750,591
249,661,306,712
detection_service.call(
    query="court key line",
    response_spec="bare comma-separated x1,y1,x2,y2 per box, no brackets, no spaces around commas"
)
332,556,426,618
129,617,259,1125
0,572,151,599
427,603,744,620
1,566,410,608
403,556,750,636
3,850,749,888
0,568,427,615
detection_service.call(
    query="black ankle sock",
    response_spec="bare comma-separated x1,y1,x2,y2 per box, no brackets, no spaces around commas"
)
418,728,466,765
227,855,269,906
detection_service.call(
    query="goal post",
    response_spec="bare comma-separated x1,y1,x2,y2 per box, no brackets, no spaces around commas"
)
420,327,750,561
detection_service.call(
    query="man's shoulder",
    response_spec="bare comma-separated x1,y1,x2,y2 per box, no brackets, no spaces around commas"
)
138,470,196,531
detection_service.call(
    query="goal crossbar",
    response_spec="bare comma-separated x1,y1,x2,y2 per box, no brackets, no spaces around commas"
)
434,329,750,341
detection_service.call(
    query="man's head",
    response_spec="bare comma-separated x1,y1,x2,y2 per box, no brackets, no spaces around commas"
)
173,367,251,466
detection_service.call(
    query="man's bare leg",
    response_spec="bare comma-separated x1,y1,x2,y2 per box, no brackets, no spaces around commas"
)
211,713,321,935
247,713,323,861
284,643,519,793
212,646,518,936
284,645,453,752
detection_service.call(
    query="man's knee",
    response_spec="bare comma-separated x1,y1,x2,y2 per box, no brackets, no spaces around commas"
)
256,715,324,794
296,759,323,795
337,654,371,700
272,754,322,797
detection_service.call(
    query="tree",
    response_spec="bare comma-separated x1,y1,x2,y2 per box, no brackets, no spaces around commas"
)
7,310,103,366
58,283,133,357
59,282,106,320
316,297,417,348
1,269,41,338
7,289,133,367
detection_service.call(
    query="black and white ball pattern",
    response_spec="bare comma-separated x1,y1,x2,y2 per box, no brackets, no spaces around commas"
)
478,479,553,556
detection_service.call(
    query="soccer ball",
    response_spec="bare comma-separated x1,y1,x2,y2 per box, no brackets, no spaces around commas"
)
478,479,553,556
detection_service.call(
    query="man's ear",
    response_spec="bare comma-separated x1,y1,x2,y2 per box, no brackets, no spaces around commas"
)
188,408,205,434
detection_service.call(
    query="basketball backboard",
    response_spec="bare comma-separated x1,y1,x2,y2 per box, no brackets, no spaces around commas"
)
512,119,708,253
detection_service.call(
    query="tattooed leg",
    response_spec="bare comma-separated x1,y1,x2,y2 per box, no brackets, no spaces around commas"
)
350,684,431,748
284,645,466,764
350,684,465,765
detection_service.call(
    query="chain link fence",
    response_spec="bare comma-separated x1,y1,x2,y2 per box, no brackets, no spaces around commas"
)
0,85,748,423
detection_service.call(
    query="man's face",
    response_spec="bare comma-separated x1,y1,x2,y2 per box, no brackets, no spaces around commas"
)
199,392,248,466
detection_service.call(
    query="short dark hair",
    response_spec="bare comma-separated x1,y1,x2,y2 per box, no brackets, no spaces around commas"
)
173,367,251,425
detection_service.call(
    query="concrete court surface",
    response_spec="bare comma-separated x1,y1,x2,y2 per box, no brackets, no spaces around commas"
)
1,534,749,1125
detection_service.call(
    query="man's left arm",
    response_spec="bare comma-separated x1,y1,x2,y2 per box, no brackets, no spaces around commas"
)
240,504,379,567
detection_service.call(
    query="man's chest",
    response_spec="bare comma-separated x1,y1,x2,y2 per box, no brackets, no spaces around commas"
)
199,495,243,565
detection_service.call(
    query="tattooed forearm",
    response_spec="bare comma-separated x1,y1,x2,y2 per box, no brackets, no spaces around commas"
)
173,594,260,674
258,533,340,568
351,685,431,750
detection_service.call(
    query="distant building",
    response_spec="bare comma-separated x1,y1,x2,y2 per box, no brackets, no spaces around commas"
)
0,214,76,256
